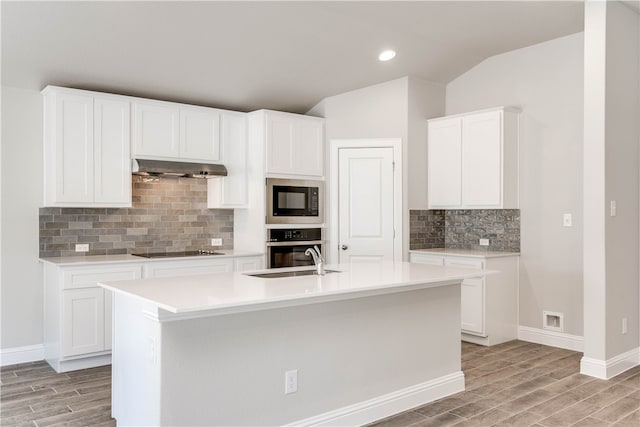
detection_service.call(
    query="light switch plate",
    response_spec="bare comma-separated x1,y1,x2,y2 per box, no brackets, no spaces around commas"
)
563,214,572,227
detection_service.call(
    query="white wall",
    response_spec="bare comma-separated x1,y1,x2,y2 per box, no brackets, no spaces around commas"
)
307,76,444,261
603,0,639,360
1,86,44,350
407,78,446,210
446,33,585,336
583,0,640,365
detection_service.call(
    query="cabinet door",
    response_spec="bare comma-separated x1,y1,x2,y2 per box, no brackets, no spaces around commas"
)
94,98,131,205
294,119,323,177
462,111,502,207
461,277,485,336
220,113,247,206
180,107,220,161
234,256,263,272
54,93,94,203
266,115,295,174
427,117,462,207
62,288,105,357
132,101,180,158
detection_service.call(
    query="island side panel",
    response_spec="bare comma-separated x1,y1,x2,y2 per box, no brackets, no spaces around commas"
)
157,284,462,426
111,293,162,426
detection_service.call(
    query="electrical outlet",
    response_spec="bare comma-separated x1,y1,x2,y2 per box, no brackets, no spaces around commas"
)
563,214,572,227
611,200,617,217
479,239,489,246
210,238,223,246
622,317,628,334
75,244,89,252
285,370,298,394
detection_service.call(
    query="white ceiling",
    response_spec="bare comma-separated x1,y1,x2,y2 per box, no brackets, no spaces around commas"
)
1,1,584,114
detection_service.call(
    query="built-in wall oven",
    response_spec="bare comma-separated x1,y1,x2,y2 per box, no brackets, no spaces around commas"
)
266,228,324,269
266,178,323,224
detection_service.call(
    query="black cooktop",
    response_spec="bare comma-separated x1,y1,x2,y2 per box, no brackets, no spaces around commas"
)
132,250,223,258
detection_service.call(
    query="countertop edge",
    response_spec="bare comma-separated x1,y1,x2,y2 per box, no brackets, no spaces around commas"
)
409,248,520,259
39,250,264,266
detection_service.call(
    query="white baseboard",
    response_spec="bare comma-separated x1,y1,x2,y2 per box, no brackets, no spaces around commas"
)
518,326,584,352
0,344,44,367
581,347,640,380
287,371,465,427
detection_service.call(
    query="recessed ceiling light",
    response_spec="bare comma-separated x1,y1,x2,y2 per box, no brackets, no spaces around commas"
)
378,50,396,62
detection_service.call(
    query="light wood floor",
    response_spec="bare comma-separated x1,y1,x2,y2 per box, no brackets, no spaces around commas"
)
1,341,639,426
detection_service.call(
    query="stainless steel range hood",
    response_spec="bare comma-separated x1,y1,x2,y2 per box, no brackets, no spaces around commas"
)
132,159,227,178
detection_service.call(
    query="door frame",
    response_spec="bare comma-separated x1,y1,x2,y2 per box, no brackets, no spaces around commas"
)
328,138,403,264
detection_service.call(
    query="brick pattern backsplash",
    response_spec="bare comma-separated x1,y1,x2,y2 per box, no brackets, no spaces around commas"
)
445,209,520,252
410,209,520,252
40,176,233,257
409,210,445,250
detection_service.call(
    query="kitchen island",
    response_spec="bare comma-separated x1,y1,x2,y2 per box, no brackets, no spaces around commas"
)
101,260,489,426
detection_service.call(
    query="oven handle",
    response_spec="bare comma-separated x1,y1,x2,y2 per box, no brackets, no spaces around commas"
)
266,240,325,247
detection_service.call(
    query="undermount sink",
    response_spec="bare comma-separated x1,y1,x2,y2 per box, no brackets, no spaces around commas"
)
246,269,340,279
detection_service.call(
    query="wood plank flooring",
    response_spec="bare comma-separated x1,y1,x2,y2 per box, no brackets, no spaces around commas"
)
1,340,639,426
372,341,640,427
0,363,114,427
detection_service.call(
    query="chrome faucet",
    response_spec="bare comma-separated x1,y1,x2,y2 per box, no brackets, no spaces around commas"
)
305,245,325,275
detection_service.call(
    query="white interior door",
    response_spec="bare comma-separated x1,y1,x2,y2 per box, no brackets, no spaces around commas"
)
338,147,395,263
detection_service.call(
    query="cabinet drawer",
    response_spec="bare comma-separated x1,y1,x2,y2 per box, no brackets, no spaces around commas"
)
444,258,484,270
63,266,142,289
234,257,263,272
144,259,234,278
409,253,444,266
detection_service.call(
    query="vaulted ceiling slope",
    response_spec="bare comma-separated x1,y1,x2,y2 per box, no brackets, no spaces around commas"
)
1,1,583,114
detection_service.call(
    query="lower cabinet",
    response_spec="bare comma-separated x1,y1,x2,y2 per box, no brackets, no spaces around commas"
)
44,254,264,372
409,251,519,346
44,263,143,372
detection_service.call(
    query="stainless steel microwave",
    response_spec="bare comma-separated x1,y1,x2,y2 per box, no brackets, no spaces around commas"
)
266,178,324,224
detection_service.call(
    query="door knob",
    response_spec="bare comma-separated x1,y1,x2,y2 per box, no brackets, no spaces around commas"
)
341,245,348,250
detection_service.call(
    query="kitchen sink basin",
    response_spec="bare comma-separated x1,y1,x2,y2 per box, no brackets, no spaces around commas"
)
246,269,340,278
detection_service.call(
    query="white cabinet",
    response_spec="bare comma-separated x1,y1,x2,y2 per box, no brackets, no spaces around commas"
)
208,113,248,208
180,106,220,161
409,251,519,346
132,100,180,158
132,101,221,162
234,256,263,272
62,288,105,357
44,262,143,372
43,86,131,207
265,111,324,177
144,258,234,278
427,107,519,209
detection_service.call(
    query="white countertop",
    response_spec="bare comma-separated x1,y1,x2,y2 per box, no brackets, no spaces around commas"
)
39,250,263,266
100,260,491,316
409,248,520,259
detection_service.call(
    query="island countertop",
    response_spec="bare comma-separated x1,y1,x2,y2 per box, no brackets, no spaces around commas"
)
99,260,490,316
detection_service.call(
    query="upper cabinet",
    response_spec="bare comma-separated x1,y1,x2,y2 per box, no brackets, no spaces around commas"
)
132,101,220,162
265,111,324,177
427,107,519,209
208,112,248,208
43,86,132,207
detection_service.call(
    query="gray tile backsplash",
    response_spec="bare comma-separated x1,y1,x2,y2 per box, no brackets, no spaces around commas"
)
40,176,233,257
410,209,520,252
409,210,445,249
